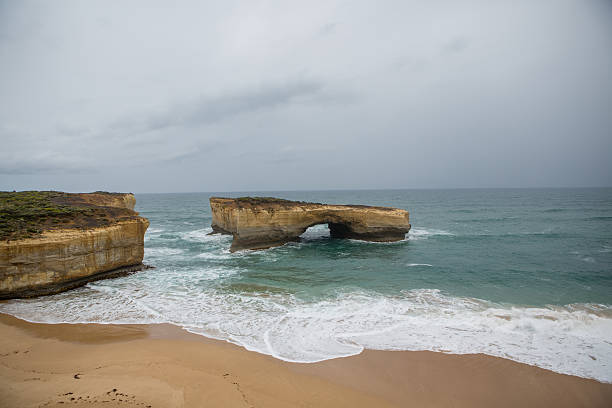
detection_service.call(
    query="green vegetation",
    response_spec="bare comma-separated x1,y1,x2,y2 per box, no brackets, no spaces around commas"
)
0,191,128,241
233,197,315,208
235,197,295,203
231,196,323,208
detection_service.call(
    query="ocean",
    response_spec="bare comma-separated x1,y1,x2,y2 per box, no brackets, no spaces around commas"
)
1,189,611,382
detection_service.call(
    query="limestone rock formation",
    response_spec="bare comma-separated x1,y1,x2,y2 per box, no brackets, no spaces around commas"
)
0,192,149,299
210,197,411,252
77,191,137,210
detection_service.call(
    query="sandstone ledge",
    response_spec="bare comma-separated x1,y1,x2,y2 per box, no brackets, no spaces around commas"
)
0,263,151,300
209,197,411,252
0,192,149,299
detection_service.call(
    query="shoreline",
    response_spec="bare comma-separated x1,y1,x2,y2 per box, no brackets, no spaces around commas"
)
1,313,611,407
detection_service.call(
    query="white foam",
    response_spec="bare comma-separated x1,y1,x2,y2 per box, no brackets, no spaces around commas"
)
144,228,164,242
1,286,610,382
347,227,449,246
409,228,454,240
147,228,164,234
145,247,185,257
195,251,232,260
180,228,227,242
300,224,331,241
407,263,433,267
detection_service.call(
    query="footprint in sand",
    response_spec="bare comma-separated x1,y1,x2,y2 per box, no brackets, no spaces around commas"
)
41,389,152,406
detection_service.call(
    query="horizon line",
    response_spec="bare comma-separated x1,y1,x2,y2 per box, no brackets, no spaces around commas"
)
3,186,612,194
130,186,612,194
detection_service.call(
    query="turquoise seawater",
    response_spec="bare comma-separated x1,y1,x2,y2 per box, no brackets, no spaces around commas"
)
2,189,611,381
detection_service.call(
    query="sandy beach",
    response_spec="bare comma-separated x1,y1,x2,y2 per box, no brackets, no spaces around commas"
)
2,0,611,405
1,313,610,408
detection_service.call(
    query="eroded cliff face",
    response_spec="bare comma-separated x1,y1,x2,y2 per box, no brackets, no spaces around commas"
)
76,192,137,210
0,192,149,299
210,197,411,252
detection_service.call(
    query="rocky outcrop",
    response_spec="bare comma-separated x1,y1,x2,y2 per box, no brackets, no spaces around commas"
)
76,192,137,210
210,197,411,251
0,192,149,299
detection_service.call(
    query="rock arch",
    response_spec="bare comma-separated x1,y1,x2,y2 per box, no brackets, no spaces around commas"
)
209,197,411,252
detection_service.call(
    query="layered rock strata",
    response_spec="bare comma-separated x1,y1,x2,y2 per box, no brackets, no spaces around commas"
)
210,197,411,252
0,192,149,299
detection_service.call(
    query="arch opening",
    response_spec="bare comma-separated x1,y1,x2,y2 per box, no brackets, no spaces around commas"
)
299,223,331,242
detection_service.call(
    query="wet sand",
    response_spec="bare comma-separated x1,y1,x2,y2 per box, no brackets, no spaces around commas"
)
1,313,610,407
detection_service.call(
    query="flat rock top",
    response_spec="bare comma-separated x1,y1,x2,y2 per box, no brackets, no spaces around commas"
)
0,191,140,241
210,196,403,212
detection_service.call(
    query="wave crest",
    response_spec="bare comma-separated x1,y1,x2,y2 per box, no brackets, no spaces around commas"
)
1,287,610,382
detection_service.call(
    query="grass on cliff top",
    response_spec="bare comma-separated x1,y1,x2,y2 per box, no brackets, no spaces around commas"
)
229,196,398,211
0,191,134,241
233,196,322,208
235,197,295,203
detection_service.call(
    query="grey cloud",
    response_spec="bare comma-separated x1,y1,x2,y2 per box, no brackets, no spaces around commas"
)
0,79,328,175
174,80,323,128
442,37,470,54
318,22,337,36
107,80,324,135
240,144,337,166
0,156,95,176
0,0,611,192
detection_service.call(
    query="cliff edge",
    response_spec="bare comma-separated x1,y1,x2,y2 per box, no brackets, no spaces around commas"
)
210,197,411,252
0,191,149,299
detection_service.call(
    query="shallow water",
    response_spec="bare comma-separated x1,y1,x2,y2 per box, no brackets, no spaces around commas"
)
2,189,611,381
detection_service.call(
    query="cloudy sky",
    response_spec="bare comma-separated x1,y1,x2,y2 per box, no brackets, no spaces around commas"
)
1,0,611,192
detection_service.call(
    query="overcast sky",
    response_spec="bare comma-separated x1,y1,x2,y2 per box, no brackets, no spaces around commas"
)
1,0,611,193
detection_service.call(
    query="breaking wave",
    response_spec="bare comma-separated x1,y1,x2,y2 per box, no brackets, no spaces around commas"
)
1,286,610,382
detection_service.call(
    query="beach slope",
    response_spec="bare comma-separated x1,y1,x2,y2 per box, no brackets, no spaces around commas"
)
1,314,610,407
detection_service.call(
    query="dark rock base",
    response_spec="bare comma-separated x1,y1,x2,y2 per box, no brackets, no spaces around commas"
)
0,263,153,300
329,222,410,242
208,225,233,235
230,237,300,252
229,222,411,252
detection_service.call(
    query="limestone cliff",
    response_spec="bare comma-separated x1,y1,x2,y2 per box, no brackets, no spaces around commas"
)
0,192,149,299
210,197,411,252
76,191,137,210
